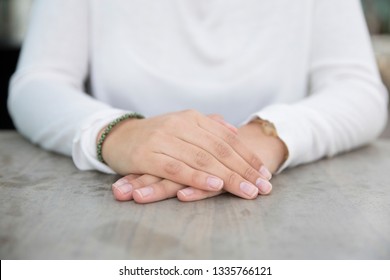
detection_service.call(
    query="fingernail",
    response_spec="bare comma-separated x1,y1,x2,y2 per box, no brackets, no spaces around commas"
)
240,182,258,198
112,178,133,194
256,178,272,194
179,188,195,197
259,165,272,180
135,186,154,198
207,176,223,190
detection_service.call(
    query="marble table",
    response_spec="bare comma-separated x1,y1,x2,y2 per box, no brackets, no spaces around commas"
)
0,131,389,259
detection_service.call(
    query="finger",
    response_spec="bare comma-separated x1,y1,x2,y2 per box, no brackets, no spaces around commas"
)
131,110,271,197
112,174,161,201
146,152,225,192
138,110,271,185
199,114,272,179
178,181,272,202
177,187,225,202
124,174,139,181
208,114,238,134
174,113,271,182
133,179,186,204
160,134,271,197
154,137,272,199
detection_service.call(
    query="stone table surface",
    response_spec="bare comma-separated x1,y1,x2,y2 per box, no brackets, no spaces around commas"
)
0,131,389,259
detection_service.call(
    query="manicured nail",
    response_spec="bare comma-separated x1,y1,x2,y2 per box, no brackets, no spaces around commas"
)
240,182,258,198
256,178,272,194
259,165,272,180
179,188,195,197
112,178,133,194
135,186,154,198
207,176,223,190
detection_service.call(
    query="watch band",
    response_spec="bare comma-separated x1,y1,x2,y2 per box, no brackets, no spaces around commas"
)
250,117,290,166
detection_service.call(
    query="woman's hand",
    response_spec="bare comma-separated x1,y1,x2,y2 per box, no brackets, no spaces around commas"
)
110,117,288,203
111,174,225,203
101,110,272,200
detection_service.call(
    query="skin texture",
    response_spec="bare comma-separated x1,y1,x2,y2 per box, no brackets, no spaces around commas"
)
101,110,287,203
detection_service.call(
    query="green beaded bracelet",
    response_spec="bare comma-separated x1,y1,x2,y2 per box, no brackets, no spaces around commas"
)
97,113,144,163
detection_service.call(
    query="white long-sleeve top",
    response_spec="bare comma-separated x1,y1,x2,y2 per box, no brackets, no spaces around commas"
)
8,0,388,174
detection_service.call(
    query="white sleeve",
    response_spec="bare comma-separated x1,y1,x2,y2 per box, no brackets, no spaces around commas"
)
248,0,388,172
7,0,126,173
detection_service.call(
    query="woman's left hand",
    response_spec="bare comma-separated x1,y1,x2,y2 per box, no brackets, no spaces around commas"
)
111,119,288,203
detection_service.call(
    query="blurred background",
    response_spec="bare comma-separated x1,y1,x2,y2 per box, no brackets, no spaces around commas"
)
1,0,390,129
362,0,390,34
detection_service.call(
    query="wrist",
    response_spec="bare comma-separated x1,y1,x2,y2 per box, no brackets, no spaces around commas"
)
96,113,144,166
239,120,288,173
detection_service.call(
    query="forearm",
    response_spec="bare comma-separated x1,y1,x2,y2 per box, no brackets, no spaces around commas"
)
9,75,110,154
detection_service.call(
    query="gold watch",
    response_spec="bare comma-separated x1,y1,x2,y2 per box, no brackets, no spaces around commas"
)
250,117,289,165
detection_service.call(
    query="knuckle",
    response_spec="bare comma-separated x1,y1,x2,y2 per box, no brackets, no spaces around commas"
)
191,171,201,187
224,132,239,146
244,167,257,180
182,109,198,116
226,172,239,187
132,177,147,188
164,160,182,176
249,155,262,169
156,182,169,198
194,150,212,167
181,109,201,121
215,141,232,158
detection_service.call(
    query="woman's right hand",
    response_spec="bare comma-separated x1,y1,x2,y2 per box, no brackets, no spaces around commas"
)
111,173,226,203
101,110,272,199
